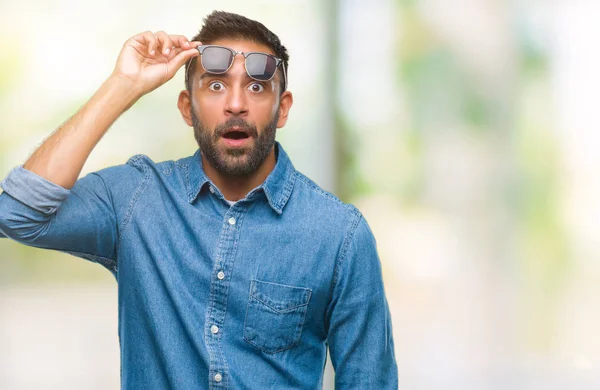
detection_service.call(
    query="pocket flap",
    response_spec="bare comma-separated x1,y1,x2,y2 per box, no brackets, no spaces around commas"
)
250,279,312,312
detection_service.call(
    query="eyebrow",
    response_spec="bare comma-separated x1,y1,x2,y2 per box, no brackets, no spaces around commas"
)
199,72,269,84
199,72,229,81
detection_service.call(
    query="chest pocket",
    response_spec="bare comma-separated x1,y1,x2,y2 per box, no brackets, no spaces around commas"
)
243,279,312,354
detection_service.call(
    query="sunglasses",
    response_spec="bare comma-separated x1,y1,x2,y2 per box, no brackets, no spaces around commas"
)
186,45,287,90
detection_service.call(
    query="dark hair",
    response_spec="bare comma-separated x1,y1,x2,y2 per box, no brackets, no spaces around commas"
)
185,11,289,94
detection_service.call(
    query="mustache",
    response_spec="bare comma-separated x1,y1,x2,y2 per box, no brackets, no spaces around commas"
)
214,118,258,139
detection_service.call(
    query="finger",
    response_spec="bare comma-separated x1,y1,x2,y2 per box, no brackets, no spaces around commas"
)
166,46,186,61
168,48,200,74
169,40,203,58
155,31,175,56
132,31,158,56
167,35,192,50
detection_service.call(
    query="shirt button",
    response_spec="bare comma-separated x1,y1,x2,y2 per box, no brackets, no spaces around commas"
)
217,271,225,280
214,373,222,382
211,325,219,334
228,217,236,225
209,186,215,194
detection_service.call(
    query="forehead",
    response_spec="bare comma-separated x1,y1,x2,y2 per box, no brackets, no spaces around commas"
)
206,38,275,57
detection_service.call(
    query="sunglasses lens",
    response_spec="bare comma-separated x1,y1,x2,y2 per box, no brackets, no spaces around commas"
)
246,53,278,81
201,46,232,73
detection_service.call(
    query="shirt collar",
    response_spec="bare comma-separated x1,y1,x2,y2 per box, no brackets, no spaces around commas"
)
184,142,296,215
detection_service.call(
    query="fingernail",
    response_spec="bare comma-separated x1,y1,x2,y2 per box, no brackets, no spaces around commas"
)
150,50,155,56
164,48,170,55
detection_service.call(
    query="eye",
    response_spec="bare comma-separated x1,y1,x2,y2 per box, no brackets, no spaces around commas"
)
208,81,225,91
248,83,265,93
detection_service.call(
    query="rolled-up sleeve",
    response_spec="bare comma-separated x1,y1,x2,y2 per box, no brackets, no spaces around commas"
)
0,165,119,271
326,215,398,389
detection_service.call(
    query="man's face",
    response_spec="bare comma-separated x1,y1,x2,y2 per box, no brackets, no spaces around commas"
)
187,39,286,177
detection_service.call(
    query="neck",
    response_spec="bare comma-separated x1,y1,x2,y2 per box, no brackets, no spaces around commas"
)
202,147,277,202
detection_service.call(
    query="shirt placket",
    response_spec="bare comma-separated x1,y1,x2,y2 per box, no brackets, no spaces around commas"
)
205,203,245,389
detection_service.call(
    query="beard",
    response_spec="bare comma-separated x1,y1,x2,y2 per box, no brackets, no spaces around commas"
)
191,109,279,177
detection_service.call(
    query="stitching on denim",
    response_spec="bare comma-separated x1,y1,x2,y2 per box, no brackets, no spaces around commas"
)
325,211,363,329
243,325,303,354
250,292,311,313
294,171,348,206
243,279,312,354
180,159,194,202
158,161,174,176
174,155,202,204
249,280,312,312
254,279,313,291
117,155,151,252
333,211,362,287
206,205,245,385
292,299,310,349
215,231,233,388
174,155,191,169
207,215,227,326
244,335,303,355
218,205,245,327
89,172,118,262
59,249,117,273
274,168,297,212
242,294,310,354
242,280,254,349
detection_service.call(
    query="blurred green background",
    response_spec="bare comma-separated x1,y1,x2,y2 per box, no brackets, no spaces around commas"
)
2,0,599,389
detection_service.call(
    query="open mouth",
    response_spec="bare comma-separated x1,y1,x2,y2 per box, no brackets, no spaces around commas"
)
222,130,250,140
220,127,252,148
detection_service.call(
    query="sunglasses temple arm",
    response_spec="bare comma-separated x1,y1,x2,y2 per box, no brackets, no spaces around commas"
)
185,48,203,87
185,57,195,87
282,61,288,91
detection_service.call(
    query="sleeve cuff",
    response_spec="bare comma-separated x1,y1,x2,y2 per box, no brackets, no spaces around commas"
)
0,165,71,214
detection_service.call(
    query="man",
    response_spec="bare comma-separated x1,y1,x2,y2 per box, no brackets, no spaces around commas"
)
0,11,397,389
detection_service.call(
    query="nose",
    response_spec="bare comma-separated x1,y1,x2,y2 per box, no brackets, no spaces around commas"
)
224,56,249,117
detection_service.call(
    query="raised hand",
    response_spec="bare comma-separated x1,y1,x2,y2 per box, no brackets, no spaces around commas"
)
112,31,201,96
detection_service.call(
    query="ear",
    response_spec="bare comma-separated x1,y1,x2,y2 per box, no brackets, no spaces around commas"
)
276,91,294,129
178,90,194,126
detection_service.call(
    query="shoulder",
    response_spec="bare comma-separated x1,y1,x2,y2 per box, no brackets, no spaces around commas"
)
120,152,199,177
291,168,378,243
290,169,366,235
89,154,150,185
94,153,193,179
293,170,360,212
90,153,176,196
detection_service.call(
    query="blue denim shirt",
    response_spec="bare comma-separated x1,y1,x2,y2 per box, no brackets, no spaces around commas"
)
0,143,397,389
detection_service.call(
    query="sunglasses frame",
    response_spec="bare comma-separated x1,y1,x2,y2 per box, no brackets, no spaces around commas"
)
186,44,288,91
